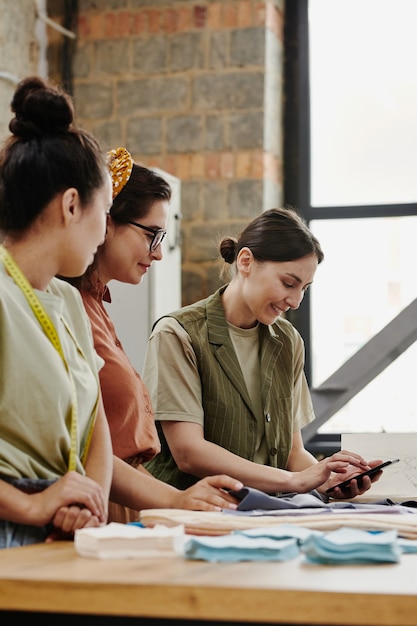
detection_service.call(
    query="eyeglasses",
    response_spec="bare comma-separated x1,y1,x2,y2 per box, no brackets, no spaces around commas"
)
128,221,167,252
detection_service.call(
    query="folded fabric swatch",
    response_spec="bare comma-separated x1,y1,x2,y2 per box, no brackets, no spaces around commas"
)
181,533,300,562
74,522,185,559
228,485,412,513
398,538,417,553
234,523,323,543
140,508,417,539
228,487,330,510
301,527,401,564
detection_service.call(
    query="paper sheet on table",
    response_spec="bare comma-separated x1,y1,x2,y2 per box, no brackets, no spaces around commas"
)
342,433,417,502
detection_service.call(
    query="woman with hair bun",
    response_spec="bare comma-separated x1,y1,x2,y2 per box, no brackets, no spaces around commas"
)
0,76,113,547
143,207,382,499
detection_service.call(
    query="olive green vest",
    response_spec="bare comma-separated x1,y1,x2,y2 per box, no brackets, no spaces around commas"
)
145,286,297,491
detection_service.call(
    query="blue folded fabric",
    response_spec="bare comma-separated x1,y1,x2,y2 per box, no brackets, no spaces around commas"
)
180,524,411,564
301,527,401,564
181,531,300,562
180,524,325,562
234,523,322,543
398,538,417,553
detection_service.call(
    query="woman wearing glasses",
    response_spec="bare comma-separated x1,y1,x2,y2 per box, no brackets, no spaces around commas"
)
62,147,242,523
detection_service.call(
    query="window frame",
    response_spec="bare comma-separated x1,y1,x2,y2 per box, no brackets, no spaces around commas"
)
283,0,417,455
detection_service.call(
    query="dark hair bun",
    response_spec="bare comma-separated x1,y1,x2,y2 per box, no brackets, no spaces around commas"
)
219,236,238,264
9,76,74,137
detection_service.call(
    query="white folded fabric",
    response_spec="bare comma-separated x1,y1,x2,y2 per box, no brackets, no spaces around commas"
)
74,522,185,559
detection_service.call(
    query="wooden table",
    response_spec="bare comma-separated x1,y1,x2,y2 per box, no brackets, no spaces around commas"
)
0,540,416,625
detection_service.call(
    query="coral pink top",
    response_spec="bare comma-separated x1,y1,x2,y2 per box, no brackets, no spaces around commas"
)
81,281,160,462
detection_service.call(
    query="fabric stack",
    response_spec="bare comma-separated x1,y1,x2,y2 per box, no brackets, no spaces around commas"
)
179,524,410,564
74,522,184,559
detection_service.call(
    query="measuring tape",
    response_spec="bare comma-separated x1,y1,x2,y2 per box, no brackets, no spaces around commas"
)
0,244,85,471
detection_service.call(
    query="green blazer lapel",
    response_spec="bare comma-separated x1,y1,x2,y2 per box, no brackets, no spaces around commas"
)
206,288,253,410
259,323,284,401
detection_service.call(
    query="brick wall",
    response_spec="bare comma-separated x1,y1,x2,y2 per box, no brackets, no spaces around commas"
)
47,0,285,305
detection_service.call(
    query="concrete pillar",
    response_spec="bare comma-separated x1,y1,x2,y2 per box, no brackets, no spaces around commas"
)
0,0,42,141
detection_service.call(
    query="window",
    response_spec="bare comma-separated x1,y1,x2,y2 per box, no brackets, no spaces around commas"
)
284,0,417,451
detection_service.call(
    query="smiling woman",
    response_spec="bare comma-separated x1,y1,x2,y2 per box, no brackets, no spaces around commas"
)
60,147,247,523
142,207,381,500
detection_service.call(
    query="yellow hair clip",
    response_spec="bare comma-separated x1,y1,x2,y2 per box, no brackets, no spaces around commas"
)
107,147,134,199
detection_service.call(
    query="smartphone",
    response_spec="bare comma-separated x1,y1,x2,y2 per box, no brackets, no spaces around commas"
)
325,458,400,495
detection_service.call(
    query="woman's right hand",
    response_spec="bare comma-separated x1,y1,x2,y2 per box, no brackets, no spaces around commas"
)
28,471,107,527
169,474,244,511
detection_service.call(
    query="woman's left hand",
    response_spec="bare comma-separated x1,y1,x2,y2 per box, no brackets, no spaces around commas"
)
322,458,384,499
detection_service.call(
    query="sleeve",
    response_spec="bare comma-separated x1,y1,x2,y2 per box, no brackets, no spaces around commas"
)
142,316,205,427
292,329,315,431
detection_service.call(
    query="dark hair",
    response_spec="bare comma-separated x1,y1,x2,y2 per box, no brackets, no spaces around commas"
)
109,163,171,225
63,161,171,291
219,207,324,272
0,76,107,233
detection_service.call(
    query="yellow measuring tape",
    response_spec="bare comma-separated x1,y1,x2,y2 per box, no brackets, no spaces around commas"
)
0,244,93,471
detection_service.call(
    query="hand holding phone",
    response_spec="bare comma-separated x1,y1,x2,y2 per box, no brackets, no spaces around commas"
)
325,458,400,495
